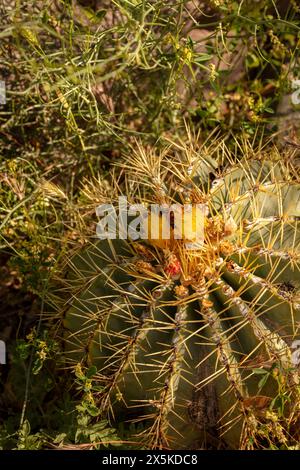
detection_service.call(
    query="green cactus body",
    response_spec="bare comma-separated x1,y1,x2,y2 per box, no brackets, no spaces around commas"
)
61,148,300,449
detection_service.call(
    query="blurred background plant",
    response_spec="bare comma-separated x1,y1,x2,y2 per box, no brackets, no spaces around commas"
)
0,0,300,449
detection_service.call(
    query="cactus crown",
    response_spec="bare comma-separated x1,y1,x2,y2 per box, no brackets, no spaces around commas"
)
57,136,300,449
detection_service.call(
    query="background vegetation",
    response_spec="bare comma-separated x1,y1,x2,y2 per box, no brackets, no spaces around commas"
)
0,0,300,449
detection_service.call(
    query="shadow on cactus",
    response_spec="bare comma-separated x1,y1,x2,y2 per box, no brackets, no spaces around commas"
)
54,135,300,449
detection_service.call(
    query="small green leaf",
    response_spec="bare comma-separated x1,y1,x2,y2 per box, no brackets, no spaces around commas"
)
193,54,212,63
258,373,269,390
86,365,97,379
252,368,268,375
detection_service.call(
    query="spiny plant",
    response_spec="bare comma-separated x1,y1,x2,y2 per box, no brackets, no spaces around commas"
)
54,134,300,449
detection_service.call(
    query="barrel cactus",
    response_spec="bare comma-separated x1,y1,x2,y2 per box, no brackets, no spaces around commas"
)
58,139,300,449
